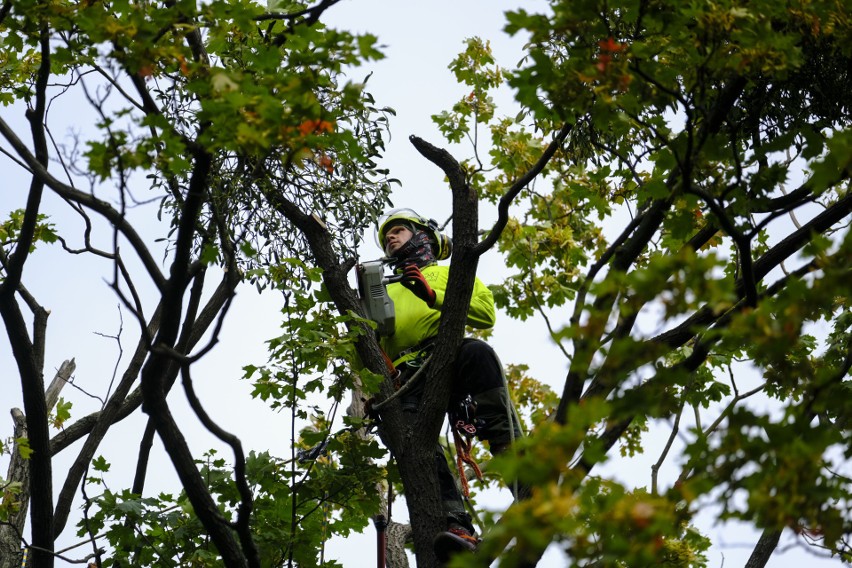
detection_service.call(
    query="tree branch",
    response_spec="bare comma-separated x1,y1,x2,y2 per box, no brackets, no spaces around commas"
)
473,123,573,255
179,364,260,567
0,116,169,292
557,197,673,424
51,309,159,536
744,529,783,568
0,361,72,568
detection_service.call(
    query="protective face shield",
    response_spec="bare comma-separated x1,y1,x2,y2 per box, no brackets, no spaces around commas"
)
376,208,452,260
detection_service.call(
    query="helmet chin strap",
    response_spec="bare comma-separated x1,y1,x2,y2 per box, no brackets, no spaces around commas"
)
389,230,436,269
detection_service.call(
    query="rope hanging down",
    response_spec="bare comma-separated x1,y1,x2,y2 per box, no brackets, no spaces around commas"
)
452,422,483,498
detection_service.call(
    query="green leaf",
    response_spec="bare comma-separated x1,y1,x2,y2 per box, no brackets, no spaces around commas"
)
15,437,32,460
52,397,72,429
92,455,111,473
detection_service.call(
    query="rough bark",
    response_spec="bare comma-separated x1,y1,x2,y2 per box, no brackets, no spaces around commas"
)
0,359,73,568
744,529,782,568
373,131,571,566
386,521,412,568
0,409,29,568
388,135,481,567
265,135,482,568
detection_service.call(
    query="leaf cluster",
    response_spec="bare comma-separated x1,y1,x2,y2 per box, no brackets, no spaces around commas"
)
79,444,386,567
428,0,852,563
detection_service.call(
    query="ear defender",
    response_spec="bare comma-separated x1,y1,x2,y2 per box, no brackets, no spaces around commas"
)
432,230,453,261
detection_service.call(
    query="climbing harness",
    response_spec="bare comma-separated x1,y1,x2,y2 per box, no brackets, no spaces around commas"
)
393,337,435,362
368,353,432,414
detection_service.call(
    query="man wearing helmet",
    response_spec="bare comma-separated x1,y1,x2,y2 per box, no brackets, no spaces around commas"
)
376,209,523,560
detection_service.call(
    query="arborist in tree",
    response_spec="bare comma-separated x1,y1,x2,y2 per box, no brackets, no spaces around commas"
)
375,208,524,561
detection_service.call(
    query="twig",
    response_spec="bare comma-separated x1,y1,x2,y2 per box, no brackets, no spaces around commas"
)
474,123,573,255
651,401,684,495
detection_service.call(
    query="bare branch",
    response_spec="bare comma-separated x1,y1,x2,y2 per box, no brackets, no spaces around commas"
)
0,115,169,292
179,364,259,567
651,402,684,495
473,123,573,255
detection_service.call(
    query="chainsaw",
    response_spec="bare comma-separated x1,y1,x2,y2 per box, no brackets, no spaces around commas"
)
356,259,402,337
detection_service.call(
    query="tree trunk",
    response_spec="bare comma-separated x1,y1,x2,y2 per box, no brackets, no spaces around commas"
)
0,359,73,568
394,439,446,567
386,521,412,568
0,408,29,568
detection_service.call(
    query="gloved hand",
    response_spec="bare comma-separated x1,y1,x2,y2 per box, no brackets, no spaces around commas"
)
401,264,436,307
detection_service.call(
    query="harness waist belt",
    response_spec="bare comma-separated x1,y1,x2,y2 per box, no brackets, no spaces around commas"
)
394,337,436,361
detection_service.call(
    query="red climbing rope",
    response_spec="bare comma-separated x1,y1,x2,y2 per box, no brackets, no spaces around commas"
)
452,422,483,497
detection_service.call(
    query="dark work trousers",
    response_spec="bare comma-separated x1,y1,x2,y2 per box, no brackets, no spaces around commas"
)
397,338,522,533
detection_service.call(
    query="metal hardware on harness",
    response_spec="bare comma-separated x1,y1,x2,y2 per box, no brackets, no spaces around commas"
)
451,417,484,497
394,337,435,362
455,420,478,436
449,394,486,497
451,394,484,437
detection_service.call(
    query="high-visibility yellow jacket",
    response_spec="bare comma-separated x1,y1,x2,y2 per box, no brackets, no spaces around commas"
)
381,264,495,366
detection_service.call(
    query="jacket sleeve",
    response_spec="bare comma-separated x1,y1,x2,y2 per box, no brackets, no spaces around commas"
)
466,277,496,329
432,274,495,329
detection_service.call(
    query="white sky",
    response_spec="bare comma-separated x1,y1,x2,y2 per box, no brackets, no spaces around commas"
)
0,0,846,567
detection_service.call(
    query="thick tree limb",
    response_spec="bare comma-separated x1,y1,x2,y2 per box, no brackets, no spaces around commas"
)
745,529,782,568
0,259,55,568
50,389,142,455
133,143,255,566
408,134,485,566
751,192,851,283
556,196,673,424
386,521,412,568
0,408,28,568
179,364,258,562
409,135,470,197
702,76,747,139
0,19,56,567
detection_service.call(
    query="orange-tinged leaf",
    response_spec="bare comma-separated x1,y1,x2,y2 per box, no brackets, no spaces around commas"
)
599,36,627,53
318,154,334,173
298,119,335,136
